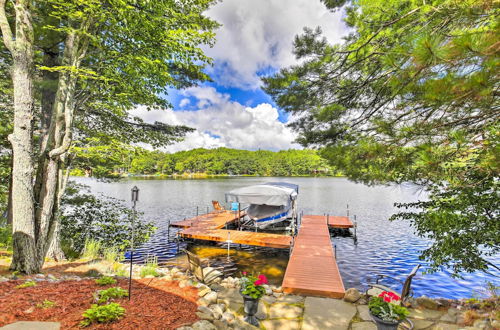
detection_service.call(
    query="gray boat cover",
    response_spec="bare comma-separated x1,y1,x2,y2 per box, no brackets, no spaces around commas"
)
225,182,298,206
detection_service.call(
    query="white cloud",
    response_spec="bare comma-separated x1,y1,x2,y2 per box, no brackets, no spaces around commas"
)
133,87,300,152
204,0,348,89
179,98,190,107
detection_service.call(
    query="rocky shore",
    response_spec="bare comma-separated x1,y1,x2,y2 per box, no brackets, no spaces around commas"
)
0,264,497,330
143,266,498,330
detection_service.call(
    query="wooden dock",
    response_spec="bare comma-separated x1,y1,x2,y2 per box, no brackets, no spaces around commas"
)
170,210,242,230
180,227,292,249
282,215,345,298
304,214,354,229
174,210,291,249
173,211,350,298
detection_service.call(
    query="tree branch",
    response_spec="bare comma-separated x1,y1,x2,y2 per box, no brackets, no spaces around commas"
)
0,0,14,52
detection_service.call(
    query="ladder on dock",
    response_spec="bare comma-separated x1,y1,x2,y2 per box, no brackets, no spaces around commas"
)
282,215,346,298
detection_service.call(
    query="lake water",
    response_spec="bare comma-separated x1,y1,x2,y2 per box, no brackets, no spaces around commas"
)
74,176,499,299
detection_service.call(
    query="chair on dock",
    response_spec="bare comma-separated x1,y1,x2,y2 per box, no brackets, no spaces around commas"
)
366,264,421,306
212,200,225,211
183,249,224,285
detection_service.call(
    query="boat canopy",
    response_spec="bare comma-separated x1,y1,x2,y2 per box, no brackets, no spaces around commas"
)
225,182,298,206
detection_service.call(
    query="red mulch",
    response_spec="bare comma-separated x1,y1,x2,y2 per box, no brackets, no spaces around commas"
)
0,278,199,329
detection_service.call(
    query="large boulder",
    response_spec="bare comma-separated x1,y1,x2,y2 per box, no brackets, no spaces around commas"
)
204,291,218,305
343,288,361,303
416,296,439,310
192,320,217,330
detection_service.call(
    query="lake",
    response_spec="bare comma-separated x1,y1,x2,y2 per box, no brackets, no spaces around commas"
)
74,176,499,299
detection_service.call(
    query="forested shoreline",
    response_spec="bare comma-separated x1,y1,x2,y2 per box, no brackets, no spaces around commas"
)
71,145,338,178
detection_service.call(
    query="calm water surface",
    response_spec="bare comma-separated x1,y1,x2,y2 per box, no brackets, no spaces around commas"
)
74,176,499,299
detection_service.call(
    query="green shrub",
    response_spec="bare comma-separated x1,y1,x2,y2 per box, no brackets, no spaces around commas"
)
82,239,102,260
95,276,117,286
140,255,160,278
115,267,128,277
80,303,125,327
96,287,128,304
36,300,56,309
59,183,156,255
15,280,37,289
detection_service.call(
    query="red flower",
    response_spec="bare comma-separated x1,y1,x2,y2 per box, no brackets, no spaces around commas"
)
242,271,247,276
378,291,400,303
258,274,268,284
254,280,263,286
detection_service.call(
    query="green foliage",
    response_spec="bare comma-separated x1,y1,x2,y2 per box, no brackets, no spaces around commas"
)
263,0,499,275
369,296,409,322
140,255,160,278
15,280,37,289
80,303,125,327
60,183,156,254
95,276,117,286
95,287,128,304
72,146,336,178
0,223,12,251
82,239,102,261
103,247,120,264
0,106,12,218
36,300,56,309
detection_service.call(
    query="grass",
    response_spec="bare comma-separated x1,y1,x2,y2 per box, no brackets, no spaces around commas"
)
462,310,480,326
82,239,102,260
139,255,160,278
104,247,120,264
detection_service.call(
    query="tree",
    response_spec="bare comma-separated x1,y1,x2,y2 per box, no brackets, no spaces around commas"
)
263,0,499,275
0,0,218,273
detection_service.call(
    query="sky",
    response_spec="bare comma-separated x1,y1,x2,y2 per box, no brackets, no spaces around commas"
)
133,0,348,152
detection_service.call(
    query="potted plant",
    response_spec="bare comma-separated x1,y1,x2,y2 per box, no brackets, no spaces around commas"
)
369,291,410,330
239,272,268,326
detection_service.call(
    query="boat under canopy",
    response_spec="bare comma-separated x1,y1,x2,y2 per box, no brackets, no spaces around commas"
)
225,182,298,229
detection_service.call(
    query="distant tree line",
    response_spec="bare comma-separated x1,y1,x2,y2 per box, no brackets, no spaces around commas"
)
71,141,336,177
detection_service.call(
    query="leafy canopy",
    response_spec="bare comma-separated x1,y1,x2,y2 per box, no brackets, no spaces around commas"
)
263,0,499,275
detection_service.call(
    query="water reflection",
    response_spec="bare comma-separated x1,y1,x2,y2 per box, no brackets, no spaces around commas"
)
74,176,499,299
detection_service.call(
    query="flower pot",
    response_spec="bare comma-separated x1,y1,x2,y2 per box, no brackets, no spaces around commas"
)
370,313,401,330
241,293,260,326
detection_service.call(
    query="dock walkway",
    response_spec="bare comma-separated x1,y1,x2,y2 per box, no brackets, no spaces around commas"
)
282,215,345,298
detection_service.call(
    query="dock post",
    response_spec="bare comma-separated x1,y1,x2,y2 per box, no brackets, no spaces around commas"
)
326,214,329,225
334,244,337,259
196,206,199,217
167,220,170,243
226,232,232,258
176,234,180,253
347,204,349,217
354,215,357,239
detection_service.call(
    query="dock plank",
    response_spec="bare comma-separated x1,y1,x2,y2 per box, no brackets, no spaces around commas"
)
170,210,243,230
179,228,292,249
282,215,345,298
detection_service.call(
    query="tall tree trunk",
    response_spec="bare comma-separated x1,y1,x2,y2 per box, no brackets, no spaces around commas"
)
34,26,90,266
46,156,71,260
1,0,38,274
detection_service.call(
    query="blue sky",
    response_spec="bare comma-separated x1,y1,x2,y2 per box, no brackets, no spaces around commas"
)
134,0,348,152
